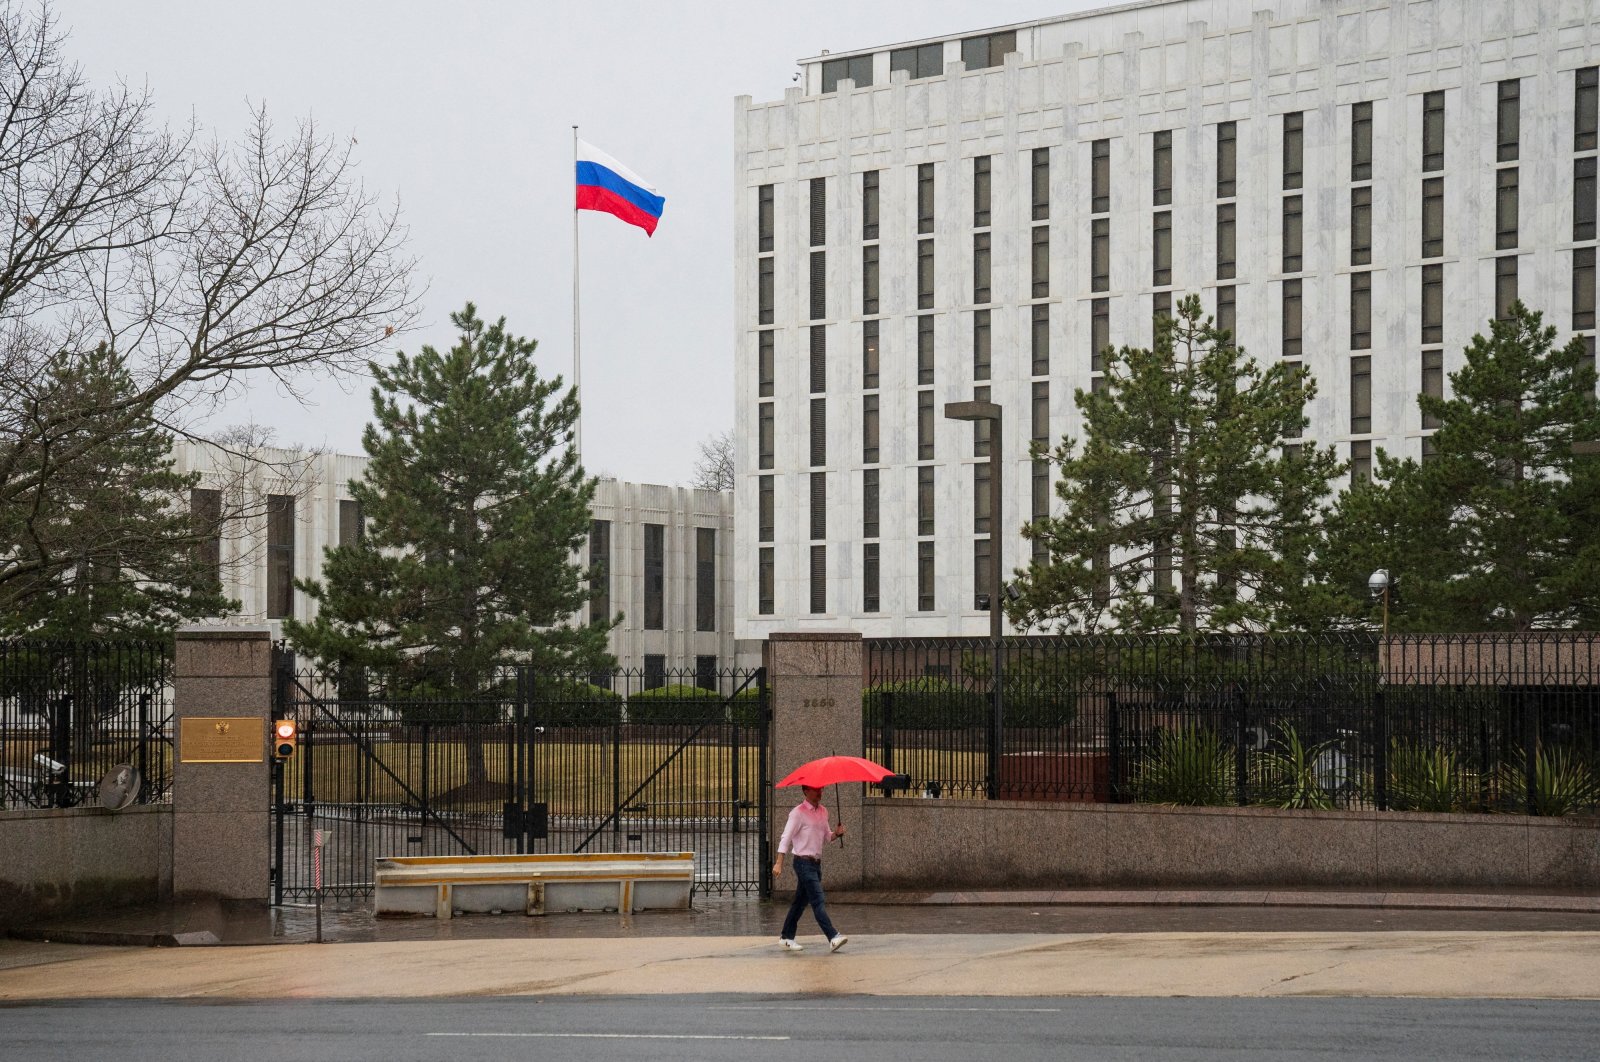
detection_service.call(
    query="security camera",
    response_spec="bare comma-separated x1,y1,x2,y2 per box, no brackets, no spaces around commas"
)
34,752,65,774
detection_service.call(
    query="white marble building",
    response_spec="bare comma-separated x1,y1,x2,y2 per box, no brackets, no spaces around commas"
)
733,0,1600,639
173,442,751,676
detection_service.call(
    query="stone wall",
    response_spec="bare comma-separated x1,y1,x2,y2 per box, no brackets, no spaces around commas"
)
0,805,170,926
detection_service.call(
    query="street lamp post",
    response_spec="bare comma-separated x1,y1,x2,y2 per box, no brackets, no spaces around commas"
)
1368,568,1391,682
945,399,1003,799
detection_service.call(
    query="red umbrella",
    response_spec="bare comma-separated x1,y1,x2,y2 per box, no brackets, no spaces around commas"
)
776,755,894,788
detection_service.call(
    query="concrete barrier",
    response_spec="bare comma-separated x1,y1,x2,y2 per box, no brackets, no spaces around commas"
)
373,852,694,919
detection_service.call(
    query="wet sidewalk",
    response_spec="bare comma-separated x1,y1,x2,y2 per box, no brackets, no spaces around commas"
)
10,885,1600,948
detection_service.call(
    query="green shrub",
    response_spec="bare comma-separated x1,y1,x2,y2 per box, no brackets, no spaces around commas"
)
1252,723,1338,810
626,684,726,725
1387,740,1465,813
530,679,623,726
862,678,985,728
1497,745,1600,817
1133,725,1233,806
727,685,764,727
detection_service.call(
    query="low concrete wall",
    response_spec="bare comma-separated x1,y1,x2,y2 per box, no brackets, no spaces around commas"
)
860,799,1600,891
0,805,172,926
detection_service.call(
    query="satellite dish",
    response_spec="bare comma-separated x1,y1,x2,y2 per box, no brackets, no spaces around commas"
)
98,764,142,811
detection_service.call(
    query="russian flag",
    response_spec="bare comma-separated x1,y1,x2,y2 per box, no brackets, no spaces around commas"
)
575,140,665,236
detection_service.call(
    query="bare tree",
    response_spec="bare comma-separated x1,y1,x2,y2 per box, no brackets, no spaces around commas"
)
689,429,734,492
0,2,417,608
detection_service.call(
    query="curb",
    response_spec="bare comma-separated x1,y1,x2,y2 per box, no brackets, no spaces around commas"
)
7,928,220,948
839,889,1600,914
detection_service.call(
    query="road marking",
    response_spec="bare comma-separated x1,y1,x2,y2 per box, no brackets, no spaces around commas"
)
708,1005,1062,1013
428,1032,790,1041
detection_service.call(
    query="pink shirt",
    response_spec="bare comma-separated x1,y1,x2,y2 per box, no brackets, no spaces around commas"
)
777,798,834,858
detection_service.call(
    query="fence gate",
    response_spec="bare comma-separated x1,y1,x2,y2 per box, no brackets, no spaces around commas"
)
269,655,770,904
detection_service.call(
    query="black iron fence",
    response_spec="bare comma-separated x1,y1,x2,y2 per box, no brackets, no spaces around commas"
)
271,658,769,902
0,640,173,810
864,633,1600,816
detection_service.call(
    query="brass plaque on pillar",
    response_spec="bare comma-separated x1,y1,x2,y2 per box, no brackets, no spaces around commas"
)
180,717,264,763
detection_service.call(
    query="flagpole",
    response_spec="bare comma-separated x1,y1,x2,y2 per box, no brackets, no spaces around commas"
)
572,124,582,464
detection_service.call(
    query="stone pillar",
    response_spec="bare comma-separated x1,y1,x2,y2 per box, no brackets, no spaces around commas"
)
171,625,275,900
765,632,865,892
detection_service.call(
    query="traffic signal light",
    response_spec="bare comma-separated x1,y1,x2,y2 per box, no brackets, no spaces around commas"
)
273,719,298,759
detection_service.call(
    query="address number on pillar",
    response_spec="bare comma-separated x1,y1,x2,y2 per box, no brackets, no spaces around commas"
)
802,697,836,708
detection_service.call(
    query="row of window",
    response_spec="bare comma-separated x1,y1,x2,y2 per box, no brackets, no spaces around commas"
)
820,31,1018,93
589,520,719,633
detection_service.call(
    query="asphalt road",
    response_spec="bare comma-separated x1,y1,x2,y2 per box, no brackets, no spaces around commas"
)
4,996,1597,1062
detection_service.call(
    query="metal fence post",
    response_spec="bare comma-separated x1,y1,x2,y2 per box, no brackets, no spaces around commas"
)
1107,691,1121,803
1373,688,1388,812
1523,695,1538,816
881,691,896,777
1233,685,1249,807
513,669,528,855
757,666,771,900
136,691,150,795
51,694,73,808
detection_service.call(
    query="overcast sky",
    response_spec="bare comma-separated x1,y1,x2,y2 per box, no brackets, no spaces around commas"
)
69,0,1099,486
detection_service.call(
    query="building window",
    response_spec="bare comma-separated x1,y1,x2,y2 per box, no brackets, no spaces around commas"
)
1350,440,1372,484
1282,279,1302,358
1350,355,1371,434
1575,248,1597,331
863,542,880,613
1497,79,1520,163
1422,177,1444,258
758,548,774,614
960,31,1015,71
973,309,990,381
809,177,826,246
1091,218,1109,291
643,523,664,630
1351,272,1371,350
1422,264,1443,345
1091,298,1109,374
973,155,991,228
1091,139,1110,213
1578,67,1599,152
891,42,943,81
191,488,222,588
862,394,880,463
974,460,991,534
695,526,716,632
862,244,879,315
917,239,934,309
810,472,826,540
1152,211,1171,287
758,257,774,325
1282,195,1302,273
1282,111,1304,190
1217,202,1236,279
1576,158,1597,242
973,384,991,457
1031,225,1049,297
809,250,826,320
973,231,991,303
1217,285,1236,339
1032,381,1049,447
1496,256,1518,319
1031,460,1049,562
1422,91,1445,172
1352,102,1373,182
973,536,992,609
758,402,774,470
809,325,826,393
696,656,718,695
1153,129,1172,206
1152,290,1171,334
758,330,774,397
1496,168,1519,250
1217,121,1237,198
809,397,826,466
588,519,610,625
758,184,774,253
809,545,826,614
1031,303,1049,376
266,493,294,620
863,468,880,538
1351,186,1371,266
862,320,879,389
1422,349,1444,430
862,169,880,240
644,655,666,691
758,475,774,541
917,314,934,385
917,465,934,536
917,391,934,460
336,498,363,548
917,163,935,233
1031,148,1049,220
917,540,935,611
821,54,872,93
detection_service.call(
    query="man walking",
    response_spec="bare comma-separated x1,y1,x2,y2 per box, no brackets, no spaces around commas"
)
772,784,848,952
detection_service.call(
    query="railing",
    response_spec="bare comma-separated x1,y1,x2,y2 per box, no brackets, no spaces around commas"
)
864,633,1600,815
0,640,174,810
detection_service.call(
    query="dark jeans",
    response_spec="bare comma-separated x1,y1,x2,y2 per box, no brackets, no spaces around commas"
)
781,857,838,941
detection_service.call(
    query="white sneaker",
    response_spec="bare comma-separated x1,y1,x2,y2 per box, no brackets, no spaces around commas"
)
829,935,849,952
779,938,804,951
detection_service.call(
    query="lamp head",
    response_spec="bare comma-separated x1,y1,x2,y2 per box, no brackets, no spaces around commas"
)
1367,569,1390,596
943,399,1001,423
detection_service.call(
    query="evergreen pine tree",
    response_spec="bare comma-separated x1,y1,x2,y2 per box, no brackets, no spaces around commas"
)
1012,295,1341,633
286,304,613,712
1323,303,1600,631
